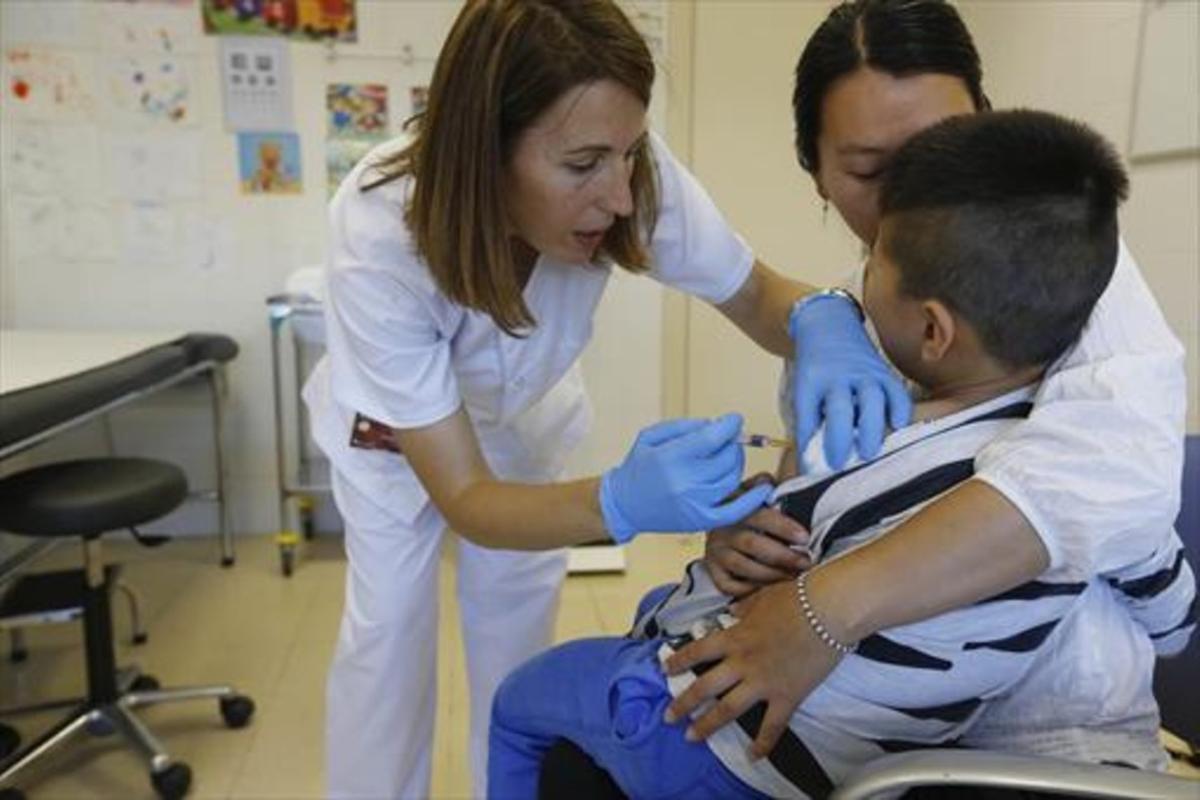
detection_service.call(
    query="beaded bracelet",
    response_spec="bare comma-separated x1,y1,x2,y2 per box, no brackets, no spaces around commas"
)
795,573,856,656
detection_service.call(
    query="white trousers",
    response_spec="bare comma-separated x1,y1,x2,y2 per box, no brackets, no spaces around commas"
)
325,468,568,799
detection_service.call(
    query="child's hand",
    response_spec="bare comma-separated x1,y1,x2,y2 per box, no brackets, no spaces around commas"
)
704,475,810,597
661,578,842,759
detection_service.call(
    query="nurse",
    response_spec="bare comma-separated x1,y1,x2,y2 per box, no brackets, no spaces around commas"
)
302,1,903,797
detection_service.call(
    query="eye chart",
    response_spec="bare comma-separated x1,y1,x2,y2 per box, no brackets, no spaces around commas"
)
218,36,292,131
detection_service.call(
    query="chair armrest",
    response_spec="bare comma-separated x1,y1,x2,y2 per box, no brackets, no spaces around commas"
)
831,749,1198,800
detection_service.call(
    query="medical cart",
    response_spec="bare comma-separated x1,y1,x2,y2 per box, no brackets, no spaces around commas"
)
267,291,329,576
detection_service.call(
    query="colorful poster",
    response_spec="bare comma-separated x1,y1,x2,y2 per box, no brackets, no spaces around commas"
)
327,83,386,137
238,131,302,194
326,82,388,196
201,0,357,43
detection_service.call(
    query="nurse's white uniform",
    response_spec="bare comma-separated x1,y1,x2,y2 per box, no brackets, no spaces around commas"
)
304,133,754,799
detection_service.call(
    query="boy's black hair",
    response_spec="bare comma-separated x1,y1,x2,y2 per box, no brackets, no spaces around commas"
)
879,109,1129,368
793,0,989,174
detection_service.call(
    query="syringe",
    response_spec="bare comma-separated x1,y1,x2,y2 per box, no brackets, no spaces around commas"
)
738,433,789,448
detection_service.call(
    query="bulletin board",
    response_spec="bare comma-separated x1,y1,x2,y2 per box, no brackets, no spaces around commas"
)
1128,0,1199,162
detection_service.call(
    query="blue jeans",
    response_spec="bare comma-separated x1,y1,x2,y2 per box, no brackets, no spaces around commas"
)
488,636,766,800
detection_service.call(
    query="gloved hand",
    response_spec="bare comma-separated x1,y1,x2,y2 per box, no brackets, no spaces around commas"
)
790,292,912,470
599,414,773,544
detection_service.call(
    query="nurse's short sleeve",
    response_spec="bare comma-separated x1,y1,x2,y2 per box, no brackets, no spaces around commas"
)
645,133,754,304
323,179,461,430
973,241,1186,580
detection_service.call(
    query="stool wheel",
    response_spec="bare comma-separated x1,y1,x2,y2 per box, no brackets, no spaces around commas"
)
151,761,191,800
132,674,161,692
133,632,149,646
220,695,255,729
0,723,20,758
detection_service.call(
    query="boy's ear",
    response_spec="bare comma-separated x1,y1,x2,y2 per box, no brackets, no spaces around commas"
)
919,300,956,363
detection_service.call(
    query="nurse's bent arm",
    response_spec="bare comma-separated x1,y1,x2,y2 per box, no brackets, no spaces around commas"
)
717,260,816,356
391,406,608,550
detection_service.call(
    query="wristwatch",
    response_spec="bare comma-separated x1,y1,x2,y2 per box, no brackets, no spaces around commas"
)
787,287,865,336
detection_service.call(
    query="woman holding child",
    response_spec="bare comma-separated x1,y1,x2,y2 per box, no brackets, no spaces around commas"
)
673,0,1188,781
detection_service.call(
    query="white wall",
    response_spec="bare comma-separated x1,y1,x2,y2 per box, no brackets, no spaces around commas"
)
4,0,1195,537
0,0,668,536
682,0,1199,453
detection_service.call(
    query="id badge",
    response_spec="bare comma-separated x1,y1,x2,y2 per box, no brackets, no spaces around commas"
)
348,412,402,454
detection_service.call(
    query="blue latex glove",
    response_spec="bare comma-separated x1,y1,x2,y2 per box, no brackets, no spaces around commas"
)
599,414,773,544
790,293,912,469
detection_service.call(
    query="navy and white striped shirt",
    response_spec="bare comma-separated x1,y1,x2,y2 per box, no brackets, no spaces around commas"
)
635,386,1195,799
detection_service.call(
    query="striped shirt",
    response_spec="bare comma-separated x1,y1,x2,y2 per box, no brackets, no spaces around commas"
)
634,386,1195,798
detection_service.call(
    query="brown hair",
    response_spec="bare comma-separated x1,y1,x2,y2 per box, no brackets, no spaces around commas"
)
365,0,658,336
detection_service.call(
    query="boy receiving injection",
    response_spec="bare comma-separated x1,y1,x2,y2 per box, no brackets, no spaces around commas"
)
487,110,1196,799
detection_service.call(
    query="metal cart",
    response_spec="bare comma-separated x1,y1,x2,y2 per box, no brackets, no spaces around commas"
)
267,292,329,576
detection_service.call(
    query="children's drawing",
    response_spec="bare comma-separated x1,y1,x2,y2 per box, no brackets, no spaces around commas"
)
3,47,96,121
107,53,194,125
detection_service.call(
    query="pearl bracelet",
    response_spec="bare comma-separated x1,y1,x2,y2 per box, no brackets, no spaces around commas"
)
795,573,856,656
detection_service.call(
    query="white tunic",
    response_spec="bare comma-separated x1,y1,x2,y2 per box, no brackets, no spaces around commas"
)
303,132,755,515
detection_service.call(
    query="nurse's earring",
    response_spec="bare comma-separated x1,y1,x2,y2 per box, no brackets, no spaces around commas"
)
822,199,829,225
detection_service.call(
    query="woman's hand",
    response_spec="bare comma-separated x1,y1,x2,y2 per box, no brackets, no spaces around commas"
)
790,291,912,469
704,476,811,597
600,414,773,543
661,578,843,759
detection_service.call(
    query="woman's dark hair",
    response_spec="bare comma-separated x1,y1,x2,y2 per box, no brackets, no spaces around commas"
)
793,0,989,173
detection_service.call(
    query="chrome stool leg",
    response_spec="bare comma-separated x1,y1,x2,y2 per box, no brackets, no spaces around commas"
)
0,707,96,788
110,704,173,774
122,683,237,711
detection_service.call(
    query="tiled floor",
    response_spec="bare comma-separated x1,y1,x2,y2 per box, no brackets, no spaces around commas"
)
0,533,1196,798
0,532,703,799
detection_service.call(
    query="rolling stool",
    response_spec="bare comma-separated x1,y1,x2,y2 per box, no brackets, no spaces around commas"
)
0,459,255,800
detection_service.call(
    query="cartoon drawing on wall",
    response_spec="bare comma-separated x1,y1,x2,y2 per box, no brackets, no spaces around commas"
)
3,47,96,121
107,54,193,124
202,0,357,43
327,83,386,137
238,131,302,194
